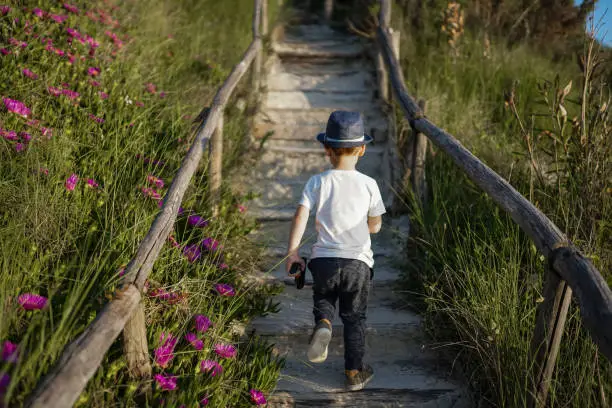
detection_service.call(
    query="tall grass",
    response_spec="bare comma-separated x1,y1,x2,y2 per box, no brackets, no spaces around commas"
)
394,5,611,407
0,0,283,406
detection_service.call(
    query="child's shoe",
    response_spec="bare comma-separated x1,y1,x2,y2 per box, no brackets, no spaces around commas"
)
345,364,374,391
307,319,332,363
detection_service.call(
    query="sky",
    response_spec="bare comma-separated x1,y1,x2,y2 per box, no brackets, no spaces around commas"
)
577,0,612,45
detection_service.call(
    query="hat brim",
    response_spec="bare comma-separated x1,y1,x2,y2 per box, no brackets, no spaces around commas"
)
316,132,373,147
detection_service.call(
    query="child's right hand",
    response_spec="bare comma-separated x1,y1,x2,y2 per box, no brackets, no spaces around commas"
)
286,253,305,276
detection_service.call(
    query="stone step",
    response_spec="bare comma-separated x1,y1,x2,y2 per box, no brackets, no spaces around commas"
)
250,284,420,336
272,37,365,59
253,120,389,143
256,108,387,127
263,90,377,111
268,389,468,408
282,25,356,43
269,57,376,77
267,62,376,92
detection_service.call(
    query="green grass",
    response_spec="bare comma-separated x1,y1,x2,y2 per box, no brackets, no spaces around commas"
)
0,0,283,406
394,6,612,407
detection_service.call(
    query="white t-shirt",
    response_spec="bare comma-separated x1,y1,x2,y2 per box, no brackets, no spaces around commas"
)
299,169,386,267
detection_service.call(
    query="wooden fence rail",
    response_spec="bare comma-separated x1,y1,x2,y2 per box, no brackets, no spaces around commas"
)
376,1,612,407
24,1,266,406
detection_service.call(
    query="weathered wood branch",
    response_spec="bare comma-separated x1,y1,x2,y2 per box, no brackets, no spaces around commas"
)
376,22,612,361
209,114,224,215
26,39,262,408
26,286,142,408
379,0,391,28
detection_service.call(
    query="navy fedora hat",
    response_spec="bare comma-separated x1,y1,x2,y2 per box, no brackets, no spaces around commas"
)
316,111,373,148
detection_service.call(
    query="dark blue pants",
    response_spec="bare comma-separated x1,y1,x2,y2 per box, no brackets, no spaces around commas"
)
308,257,371,371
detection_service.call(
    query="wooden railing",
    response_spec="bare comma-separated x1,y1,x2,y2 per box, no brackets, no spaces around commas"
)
375,1,611,407
24,1,268,406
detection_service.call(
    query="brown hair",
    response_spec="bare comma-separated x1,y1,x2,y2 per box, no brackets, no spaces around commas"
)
325,145,363,156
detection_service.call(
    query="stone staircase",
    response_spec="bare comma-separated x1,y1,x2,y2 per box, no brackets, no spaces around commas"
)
246,21,469,408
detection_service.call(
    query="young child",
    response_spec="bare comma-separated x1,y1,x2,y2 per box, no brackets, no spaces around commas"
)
285,110,386,391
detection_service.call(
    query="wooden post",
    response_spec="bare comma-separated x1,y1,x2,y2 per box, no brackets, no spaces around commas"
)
252,0,263,95
324,0,333,22
379,0,391,28
262,0,268,36
122,303,151,379
412,99,428,208
528,269,572,408
209,114,224,216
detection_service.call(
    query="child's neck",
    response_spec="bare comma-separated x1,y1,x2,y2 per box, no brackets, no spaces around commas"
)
331,155,358,171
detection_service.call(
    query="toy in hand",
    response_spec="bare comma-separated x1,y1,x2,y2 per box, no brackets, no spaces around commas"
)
289,257,307,290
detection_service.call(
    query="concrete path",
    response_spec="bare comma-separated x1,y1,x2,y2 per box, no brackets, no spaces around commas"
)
246,21,468,408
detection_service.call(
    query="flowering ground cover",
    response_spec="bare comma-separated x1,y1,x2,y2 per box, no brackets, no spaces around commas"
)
0,0,282,406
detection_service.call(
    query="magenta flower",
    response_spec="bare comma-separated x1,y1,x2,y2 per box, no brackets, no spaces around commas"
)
41,127,53,138
214,283,235,297
40,168,49,176
17,293,47,310
0,6,10,16
141,187,161,200
154,333,178,368
22,68,38,79
187,215,208,228
250,389,267,406
200,396,209,406
183,244,202,263
1,129,17,141
49,14,67,23
200,359,223,376
154,374,177,391
62,89,80,100
238,204,247,213
1,341,18,363
159,92,166,98
90,80,101,87
0,373,9,394
9,38,27,48
65,173,78,191
48,86,62,96
214,343,237,359
86,179,99,189
88,113,104,124
19,132,32,143
135,101,145,108
218,263,229,270
194,315,211,333
146,175,164,189
0,48,10,55
202,237,221,252
63,3,79,14
146,82,157,94
87,66,101,77
3,98,31,117
15,143,25,152
149,288,185,304
185,332,204,351
98,91,108,100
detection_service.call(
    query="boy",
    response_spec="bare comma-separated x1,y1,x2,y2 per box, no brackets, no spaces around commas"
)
285,110,386,391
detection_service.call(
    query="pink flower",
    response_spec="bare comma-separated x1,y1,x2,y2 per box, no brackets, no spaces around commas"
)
146,175,164,189
149,288,185,304
154,333,178,368
218,263,229,270
86,179,99,188
9,38,27,48
63,3,79,14
183,244,201,263
17,293,47,310
88,113,104,124
154,374,177,391
15,142,25,152
19,132,32,143
200,396,209,406
187,215,208,228
40,168,49,176
90,80,101,87
49,14,68,23
66,27,80,38
98,91,108,100
3,98,31,117
214,343,237,359
214,283,235,297
1,341,18,363
135,101,145,108
87,67,101,77
200,359,223,376
22,68,38,80
0,6,10,16
141,187,161,200
159,92,166,98
62,89,80,100
65,173,78,191
41,127,53,138
250,389,267,406
194,315,211,333
31,8,46,18
145,83,157,94
167,235,180,248
185,333,204,350
48,86,62,96
1,129,17,141
237,204,247,213
202,237,221,252
0,48,10,55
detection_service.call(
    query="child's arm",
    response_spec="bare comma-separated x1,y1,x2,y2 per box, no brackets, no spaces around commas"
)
285,205,309,274
368,215,382,234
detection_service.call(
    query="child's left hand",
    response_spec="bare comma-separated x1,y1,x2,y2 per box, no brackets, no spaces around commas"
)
286,253,305,276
